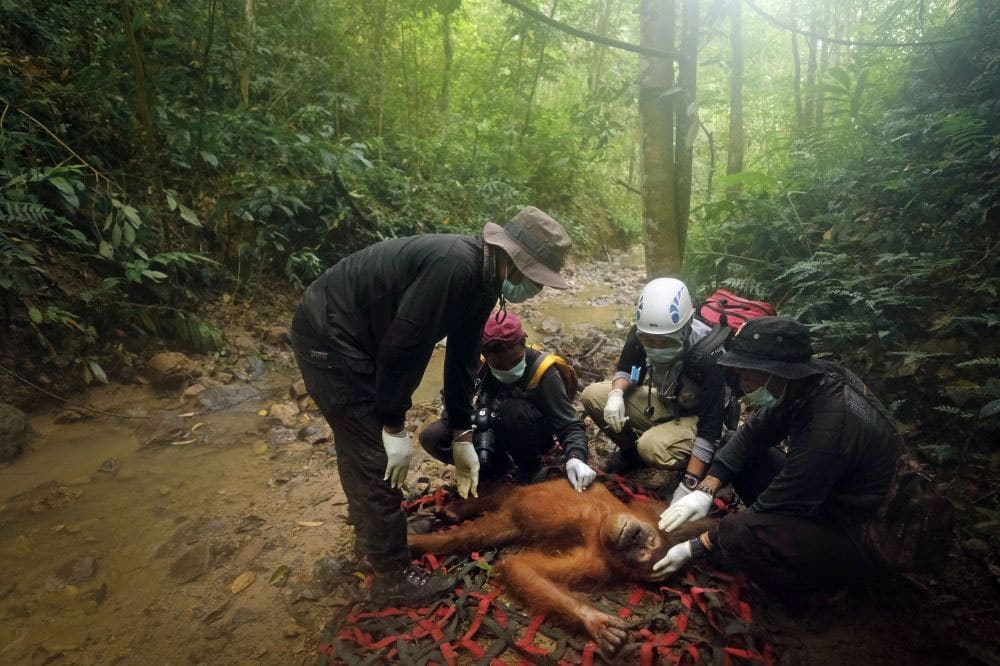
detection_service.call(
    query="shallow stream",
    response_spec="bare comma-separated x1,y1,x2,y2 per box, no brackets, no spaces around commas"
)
0,252,641,664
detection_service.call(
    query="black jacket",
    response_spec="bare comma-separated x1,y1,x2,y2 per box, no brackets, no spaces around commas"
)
708,360,898,522
615,324,726,443
476,347,589,462
292,234,499,429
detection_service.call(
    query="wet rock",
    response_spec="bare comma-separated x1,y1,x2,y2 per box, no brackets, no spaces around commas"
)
96,458,120,474
263,326,289,346
297,424,328,445
169,542,213,583
267,403,299,427
0,403,31,461
138,414,188,448
235,515,266,534
234,356,266,382
289,378,308,401
147,352,198,390
58,556,97,583
229,606,263,626
196,383,259,412
283,624,306,638
538,317,562,335
267,427,297,446
181,383,207,399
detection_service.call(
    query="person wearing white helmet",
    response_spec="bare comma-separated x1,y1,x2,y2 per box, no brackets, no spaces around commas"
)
581,278,727,502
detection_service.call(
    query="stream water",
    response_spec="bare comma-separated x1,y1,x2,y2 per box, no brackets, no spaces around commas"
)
0,252,642,664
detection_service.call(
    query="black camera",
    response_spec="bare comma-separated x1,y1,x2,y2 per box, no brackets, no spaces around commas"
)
471,402,500,472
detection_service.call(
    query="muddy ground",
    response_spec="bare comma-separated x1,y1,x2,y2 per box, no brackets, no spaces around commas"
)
1,249,998,665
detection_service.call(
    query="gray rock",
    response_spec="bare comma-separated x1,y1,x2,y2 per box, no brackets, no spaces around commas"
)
0,403,31,461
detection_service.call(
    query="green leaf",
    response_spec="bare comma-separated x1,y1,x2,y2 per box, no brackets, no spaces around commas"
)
141,269,168,282
124,224,136,245
178,203,202,227
88,360,108,384
49,176,80,209
99,240,113,258
980,399,1000,419
111,224,122,248
29,307,43,324
166,192,178,211
200,151,219,167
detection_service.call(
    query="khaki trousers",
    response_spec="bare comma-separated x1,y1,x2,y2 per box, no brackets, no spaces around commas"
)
581,380,695,470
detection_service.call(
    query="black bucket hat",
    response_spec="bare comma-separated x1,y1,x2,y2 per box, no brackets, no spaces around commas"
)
483,206,571,289
717,317,824,379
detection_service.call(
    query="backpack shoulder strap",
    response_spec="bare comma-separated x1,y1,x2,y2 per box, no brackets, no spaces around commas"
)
690,323,732,357
526,351,578,397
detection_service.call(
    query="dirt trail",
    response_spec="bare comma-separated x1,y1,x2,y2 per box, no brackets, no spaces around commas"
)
0,249,995,665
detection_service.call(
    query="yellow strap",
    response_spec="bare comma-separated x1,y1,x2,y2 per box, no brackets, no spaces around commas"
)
526,353,570,390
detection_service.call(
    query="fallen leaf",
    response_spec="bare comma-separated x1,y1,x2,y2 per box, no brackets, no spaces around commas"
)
296,520,324,527
269,565,291,587
257,409,267,417
230,571,256,594
191,422,205,432
172,439,197,446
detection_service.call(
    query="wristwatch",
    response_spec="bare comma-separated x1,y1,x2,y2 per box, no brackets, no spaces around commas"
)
681,472,701,490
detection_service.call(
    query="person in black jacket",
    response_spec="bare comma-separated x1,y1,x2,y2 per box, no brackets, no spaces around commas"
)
419,311,597,495
581,278,727,503
289,207,572,605
652,317,899,598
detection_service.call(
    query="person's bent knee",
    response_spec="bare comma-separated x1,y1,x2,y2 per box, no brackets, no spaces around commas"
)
635,428,694,470
581,381,613,421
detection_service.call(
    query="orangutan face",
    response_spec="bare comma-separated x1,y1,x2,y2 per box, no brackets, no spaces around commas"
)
604,513,669,567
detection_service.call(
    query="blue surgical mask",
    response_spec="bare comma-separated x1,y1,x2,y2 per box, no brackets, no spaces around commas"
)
645,347,683,365
490,355,527,384
501,278,542,303
744,375,781,409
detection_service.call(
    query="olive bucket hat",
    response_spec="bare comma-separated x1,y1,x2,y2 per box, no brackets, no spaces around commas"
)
717,316,825,380
483,206,571,289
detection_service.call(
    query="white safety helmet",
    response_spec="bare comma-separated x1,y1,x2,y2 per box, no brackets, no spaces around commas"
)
635,277,693,335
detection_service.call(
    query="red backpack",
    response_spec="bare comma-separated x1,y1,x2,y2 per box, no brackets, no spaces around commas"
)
698,288,776,332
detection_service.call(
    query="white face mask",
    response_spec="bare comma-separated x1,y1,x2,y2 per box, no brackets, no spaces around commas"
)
490,355,527,384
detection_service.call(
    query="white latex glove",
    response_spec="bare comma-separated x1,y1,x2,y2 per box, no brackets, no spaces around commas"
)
658,490,713,532
565,458,597,492
452,440,480,499
381,429,413,489
670,480,694,505
603,389,627,433
651,540,694,579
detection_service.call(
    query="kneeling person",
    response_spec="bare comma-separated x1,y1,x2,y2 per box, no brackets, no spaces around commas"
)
420,312,596,496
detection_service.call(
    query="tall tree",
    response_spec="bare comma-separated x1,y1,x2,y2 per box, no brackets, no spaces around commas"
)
639,0,680,277
791,0,804,127
674,0,699,255
726,0,745,197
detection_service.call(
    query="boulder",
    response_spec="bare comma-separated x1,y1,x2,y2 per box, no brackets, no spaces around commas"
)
147,352,197,390
0,403,31,461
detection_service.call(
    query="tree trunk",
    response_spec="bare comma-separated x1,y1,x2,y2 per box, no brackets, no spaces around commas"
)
815,0,832,129
674,0,698,256
639,0,680,278
119,0,165,213
589,0,616,97
240,0,254,107
803,0,818,129
791,0,803,128
522,0,559,139
726,0,744,199
439,11,453,113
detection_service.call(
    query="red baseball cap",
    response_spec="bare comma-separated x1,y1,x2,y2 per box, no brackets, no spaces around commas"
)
482,311,526,345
